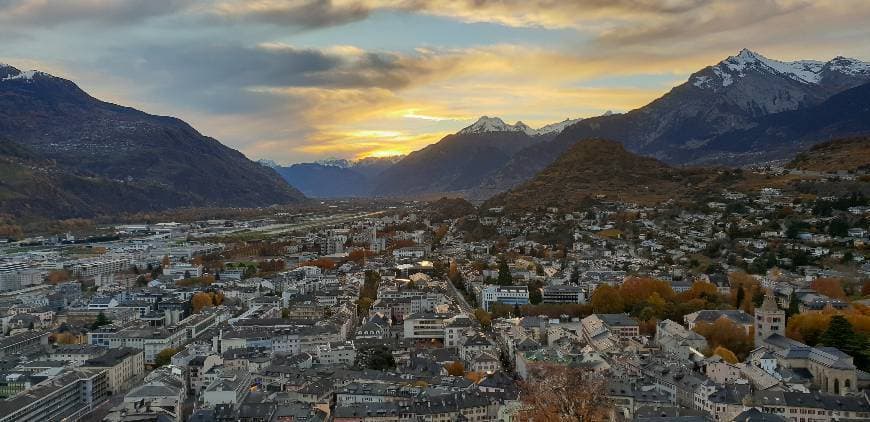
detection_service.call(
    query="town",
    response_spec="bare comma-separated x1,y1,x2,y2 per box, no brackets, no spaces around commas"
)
0,163,867,422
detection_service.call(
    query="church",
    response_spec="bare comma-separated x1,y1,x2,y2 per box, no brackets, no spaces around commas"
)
753,294,866,395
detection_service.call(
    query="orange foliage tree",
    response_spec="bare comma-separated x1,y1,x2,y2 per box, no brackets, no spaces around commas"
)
619,277,675,310
787,309,870,346
693,317,755,361
590,284,625,314
713,346,739,364
810,278,846,299
299,258,336,270
191,291,223,313
445,361,465,376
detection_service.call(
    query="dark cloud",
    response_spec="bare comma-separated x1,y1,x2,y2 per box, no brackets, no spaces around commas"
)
214,0,372,29
0,0,194,26
102,42,442,114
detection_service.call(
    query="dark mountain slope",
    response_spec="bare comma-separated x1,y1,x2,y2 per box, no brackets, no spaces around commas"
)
0,64,304,218
484,139,737,212
371,131,549,197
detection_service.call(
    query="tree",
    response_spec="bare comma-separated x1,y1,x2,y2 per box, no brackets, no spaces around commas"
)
590,284,624,314
474,308,492,329
735,285,745,309
518,364,612,421
357,297,374,318
713,346,739,364
786,293,800,320
191,292,215,313
53,332,78,344
161,255,171,267
810,278,846,299
693,317,754,361
91,312,111,329
155,348,177,366
820,315,854,347
786,313,830,346
497,258,513,286
445,361,465,376
360,346,395,371
47,270,71,284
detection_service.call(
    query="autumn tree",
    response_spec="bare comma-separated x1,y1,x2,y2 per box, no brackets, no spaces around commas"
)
518,364,612,421
713,346,739,364
591,284,624,314
474,308,492,329
810,278,846,299
53,332,78,344
191,292,215,313
47,270,71,284
445,361,465,376
693,317,754,361
619,277,675,311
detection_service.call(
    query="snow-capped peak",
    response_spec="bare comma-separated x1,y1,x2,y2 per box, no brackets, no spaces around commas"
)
534,118,584,135
458,116,520,134
691,49,870,90
458,116,582,136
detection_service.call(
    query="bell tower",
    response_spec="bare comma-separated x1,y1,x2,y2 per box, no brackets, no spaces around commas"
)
754,293,785,347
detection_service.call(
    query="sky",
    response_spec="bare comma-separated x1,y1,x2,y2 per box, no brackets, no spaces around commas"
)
2,1,870,164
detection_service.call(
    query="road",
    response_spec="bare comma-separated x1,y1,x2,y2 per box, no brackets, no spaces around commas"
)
446,275,474,315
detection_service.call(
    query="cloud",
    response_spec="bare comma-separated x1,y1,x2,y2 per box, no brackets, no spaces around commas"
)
210,0,371,29
0,0,194,26
101,41,456,115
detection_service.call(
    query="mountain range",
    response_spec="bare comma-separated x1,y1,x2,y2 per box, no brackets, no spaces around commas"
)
267,156,402,198
3,48,869,217
0,64,305,219
275,115,590,198
278,49,870,200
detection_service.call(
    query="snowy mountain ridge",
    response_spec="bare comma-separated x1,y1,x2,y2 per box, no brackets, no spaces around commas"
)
693,48,870,89
458,115,584,136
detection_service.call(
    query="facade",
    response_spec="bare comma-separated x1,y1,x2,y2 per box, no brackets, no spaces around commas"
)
480,285,530,311
541,285,585,304
754,294,785,346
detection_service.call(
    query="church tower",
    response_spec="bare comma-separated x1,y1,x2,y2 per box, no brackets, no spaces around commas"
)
755,293,785,347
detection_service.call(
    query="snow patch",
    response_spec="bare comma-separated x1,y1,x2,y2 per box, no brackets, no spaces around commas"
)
2,69,40,82
458,116,583,136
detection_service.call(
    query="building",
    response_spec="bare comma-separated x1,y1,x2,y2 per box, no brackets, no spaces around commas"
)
0,369,108,422
81,347,145,394
542,285,585,304
754,294,785,346
480,285,530,311
654,319,707,361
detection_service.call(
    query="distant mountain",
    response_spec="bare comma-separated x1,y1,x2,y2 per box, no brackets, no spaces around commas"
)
470,49,870,198
0,64,305,219
681,81,870,164
272,155,402,198
369,116,583,197
787,137,870,172
458,116,582,136
483,139,736,212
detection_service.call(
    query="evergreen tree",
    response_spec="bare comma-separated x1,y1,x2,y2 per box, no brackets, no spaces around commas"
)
91,312,111,329
820,315,854,347
786,293,800,319
570,266,580,284
497,258,513,286
735,285,745,308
